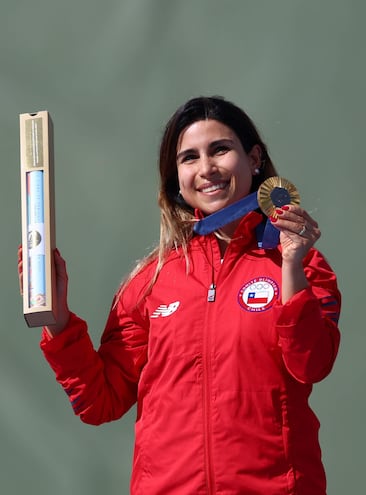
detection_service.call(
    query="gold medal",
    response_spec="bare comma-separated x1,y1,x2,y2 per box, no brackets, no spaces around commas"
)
257,176,300,219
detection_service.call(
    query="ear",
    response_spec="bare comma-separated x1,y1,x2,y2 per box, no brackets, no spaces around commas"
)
248,144,262,174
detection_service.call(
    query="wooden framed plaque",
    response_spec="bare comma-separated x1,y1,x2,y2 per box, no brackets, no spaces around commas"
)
19,111,57,327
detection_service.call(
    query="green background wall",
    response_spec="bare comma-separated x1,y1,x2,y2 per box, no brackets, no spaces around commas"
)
1,1,364,493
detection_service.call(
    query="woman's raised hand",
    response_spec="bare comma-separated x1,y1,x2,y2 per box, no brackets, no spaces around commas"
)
269,205,321,303
270,205,321,264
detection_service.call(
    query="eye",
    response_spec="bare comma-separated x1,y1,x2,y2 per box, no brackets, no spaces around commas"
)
180,153,198,163
214,145,229,155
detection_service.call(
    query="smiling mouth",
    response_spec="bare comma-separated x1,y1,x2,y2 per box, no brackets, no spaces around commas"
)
198,182,229,194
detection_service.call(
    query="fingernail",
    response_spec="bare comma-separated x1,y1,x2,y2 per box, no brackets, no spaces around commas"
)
270,216,278,223
275,209,284,215
281,205,290,210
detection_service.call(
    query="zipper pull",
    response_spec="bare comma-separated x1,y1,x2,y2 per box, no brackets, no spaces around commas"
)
207,283,216,302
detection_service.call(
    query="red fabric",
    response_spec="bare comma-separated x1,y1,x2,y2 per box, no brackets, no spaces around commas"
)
41,212,341,495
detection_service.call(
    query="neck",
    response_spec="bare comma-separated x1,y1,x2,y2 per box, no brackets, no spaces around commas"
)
213,219,242,257
219,218,241,238
214,234,230,257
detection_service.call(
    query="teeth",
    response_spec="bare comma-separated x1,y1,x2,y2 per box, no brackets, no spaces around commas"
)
201,183,226,193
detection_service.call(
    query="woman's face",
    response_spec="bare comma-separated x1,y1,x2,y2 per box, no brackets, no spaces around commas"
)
176,119,261,215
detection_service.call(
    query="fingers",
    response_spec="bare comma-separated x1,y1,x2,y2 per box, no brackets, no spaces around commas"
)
17,244,22,262
18,260,23,295
18,245,71,334
48,248,71,335
270,205,321,241
53,248,69,295
54,248,65,270
17,244,23,295
274,205,318,227
18,245,69,299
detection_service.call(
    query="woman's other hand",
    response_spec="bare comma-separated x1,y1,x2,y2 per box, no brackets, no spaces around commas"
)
17,245,71,336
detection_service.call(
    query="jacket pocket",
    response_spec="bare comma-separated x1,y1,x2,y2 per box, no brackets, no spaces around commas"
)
213,388,293,487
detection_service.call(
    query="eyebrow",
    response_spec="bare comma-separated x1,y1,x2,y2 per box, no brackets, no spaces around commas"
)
176,138,234,161
176,148,196,162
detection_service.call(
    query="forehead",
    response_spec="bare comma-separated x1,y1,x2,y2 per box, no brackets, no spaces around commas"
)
177,119,238,150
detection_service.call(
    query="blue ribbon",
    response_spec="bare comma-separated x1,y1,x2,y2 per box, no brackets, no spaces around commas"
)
193,191,280,249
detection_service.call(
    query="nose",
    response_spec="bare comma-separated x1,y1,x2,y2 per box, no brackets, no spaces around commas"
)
199,154,217,177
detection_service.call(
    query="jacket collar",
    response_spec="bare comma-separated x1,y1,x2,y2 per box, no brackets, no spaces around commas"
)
194,208,265,247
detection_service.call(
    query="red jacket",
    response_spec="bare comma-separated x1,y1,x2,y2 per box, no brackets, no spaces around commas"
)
41,212,341,494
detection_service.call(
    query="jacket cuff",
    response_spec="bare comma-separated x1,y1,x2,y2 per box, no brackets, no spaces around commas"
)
273,287,320,338
40,312,88,354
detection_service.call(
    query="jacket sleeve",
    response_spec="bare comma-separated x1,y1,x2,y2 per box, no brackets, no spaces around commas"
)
272,249,341,384
40,295,148,426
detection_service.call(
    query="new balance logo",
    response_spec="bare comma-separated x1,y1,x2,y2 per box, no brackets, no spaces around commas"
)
151,301,180,318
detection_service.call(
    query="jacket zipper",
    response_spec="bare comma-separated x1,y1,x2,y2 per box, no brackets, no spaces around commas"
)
203,303,215,494
207,283,216,302
203,237,217,493
207,237,217,303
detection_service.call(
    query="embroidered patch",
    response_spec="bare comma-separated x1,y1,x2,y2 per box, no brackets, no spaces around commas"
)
151,301,180,318
238,277,279,312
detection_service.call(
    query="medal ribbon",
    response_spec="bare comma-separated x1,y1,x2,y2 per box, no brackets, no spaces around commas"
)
193,191,280,249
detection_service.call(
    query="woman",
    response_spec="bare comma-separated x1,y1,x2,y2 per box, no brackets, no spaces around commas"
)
20,96,341,494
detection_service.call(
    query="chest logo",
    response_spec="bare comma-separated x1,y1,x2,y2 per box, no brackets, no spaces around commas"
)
151,301,180,318
238,277,279,312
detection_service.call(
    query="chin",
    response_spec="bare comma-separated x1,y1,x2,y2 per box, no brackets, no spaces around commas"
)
202,202,230,216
